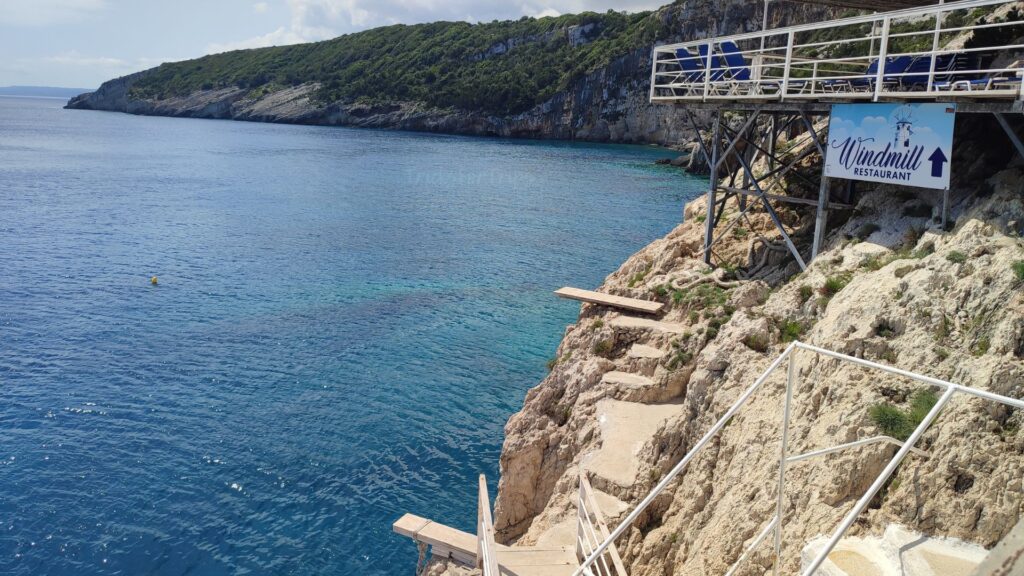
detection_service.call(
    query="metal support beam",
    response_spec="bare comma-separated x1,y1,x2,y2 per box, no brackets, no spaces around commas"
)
720,187,851,211
812,177,830,258
734,144,809,271
994,112,1024,162
704,112,722,266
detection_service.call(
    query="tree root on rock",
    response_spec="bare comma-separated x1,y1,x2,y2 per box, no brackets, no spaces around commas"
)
670,268,744,291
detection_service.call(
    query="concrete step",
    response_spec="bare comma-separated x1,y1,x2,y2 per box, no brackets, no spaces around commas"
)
627,344,667,359
601,370,654,388
609,316,687,335
583,399,682,490
591,487,630,525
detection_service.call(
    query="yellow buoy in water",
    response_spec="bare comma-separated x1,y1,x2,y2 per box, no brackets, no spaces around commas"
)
150,276,158,285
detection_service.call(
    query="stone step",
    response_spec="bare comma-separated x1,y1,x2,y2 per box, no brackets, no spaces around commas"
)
627,344,667,359
591,487,630,524
601,370,654,388
583,399,682,490
609,316,687,335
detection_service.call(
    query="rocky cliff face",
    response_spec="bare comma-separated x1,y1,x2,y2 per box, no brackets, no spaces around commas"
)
65,1,833,146
472,121,1024,576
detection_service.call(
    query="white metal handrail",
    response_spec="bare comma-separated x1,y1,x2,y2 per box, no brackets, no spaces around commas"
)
576,471,628,576
650,0,1024,103
477,474,501,576
573,341,1024,576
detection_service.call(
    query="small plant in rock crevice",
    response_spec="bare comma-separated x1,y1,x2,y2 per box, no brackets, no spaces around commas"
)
798,285,813,303
1013,260,1024,283
666,343,693,370
934,313,951,343
819,273,852,298
946,251,967,264
592,339,613,357
869,389,940,441
780,319,805,343
742,333,769,353
875,321,898,339
628,265,651,288
973,335,991,357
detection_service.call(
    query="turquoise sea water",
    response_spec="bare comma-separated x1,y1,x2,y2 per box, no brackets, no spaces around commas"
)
0,96,704,575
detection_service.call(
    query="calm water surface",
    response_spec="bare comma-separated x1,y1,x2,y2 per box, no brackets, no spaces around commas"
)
0,96,703,575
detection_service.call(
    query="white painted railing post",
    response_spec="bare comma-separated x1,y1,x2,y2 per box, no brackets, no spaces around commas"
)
873,17,891,102
771,349,797,575
927,2,945,94
703,39,715,101
649,49,658,102
477,475,501,576
781,30,795,100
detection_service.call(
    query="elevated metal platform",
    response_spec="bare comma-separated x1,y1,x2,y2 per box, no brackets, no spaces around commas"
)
650,0,1024,272
651,0,1024,106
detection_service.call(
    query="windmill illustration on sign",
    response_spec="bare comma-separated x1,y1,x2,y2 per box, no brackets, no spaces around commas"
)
893,105,914,149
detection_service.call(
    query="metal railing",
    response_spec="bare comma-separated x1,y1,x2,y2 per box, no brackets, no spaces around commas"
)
573,341,1024,576
576,471,628,576
650,0,1024,103
477,474,501,576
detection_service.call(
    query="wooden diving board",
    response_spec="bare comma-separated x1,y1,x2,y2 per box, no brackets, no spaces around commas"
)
394,513,478,565
554,287,664,314
394,514,580,575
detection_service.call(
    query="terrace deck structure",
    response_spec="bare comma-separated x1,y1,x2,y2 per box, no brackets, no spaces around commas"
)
651,0,1024,270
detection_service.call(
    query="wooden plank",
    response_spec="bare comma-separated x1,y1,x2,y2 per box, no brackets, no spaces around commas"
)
393,513,431,539
419,521,477,557
496,548,576,567
554,287,663,314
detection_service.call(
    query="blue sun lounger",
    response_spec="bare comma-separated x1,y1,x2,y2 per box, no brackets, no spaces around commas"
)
822,56,913,93
934,58,1023,92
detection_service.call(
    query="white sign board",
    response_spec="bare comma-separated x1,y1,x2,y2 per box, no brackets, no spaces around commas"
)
825,103,956,190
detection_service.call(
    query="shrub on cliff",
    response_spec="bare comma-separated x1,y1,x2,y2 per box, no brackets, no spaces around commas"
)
869,389,939,441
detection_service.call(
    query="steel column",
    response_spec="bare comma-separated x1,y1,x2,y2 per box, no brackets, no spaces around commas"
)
704,112,722,265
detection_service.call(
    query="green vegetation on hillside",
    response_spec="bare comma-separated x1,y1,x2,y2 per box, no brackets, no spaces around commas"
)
130,11,671,115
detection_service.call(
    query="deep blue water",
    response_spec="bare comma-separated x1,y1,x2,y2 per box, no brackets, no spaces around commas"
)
0,96,703,575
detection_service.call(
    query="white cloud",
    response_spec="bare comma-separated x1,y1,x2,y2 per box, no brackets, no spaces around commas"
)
0,0,106,27
534,8,562,18
204,0,663,55
254,2,270,13
23,50,178,86
44,50,126,68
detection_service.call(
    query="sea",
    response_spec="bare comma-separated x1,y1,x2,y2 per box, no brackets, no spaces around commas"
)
0,95,705,575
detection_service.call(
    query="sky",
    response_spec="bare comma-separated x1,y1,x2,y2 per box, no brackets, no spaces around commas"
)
0,0,666,88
